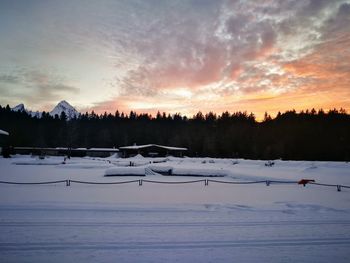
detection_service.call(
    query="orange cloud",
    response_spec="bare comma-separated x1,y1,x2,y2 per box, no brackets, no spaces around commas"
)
283,33,350,81
89,16,350,121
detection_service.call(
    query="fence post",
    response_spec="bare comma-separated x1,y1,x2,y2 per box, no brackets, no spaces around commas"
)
66,180,70,186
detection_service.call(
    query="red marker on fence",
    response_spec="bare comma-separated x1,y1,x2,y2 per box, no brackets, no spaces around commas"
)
298,179,315,187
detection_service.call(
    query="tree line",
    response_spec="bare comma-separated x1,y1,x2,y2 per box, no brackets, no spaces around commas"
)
1,104,350,161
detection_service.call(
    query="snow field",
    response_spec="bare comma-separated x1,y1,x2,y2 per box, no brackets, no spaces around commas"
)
0,155,350,262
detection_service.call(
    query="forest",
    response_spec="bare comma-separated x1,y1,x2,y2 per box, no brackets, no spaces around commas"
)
1,105,350,161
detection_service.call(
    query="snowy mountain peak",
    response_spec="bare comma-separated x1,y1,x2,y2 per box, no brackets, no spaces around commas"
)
50,100,79,119
57,100,71,108
11,103,42,118
12,103,26,112
10,100,79,119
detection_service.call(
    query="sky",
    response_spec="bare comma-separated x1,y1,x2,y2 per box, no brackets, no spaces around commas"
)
0,0,349,119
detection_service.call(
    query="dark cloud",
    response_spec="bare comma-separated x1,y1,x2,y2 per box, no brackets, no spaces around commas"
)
338,2,350,15
0,69,79,106
299,0,330,17
24,71,79,103
323,2,350,36
225,15,251,36
0,74,20,84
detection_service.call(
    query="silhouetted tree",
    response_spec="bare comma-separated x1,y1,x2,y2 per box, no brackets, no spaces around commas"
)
1,105,349,161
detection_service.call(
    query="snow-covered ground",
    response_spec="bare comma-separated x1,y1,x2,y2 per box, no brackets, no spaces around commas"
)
0,155,350,262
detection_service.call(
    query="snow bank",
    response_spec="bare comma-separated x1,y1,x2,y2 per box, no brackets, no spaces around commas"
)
149,165,228,177
148,165,173,175
171,167,228,177
12,159,65,165
105,165,228,177
0,129,9,136
130,154,145,159
104,167,146,176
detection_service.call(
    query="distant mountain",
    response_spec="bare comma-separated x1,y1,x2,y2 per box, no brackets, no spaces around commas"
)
12,103,25,112
11,100,79,119
49,100,79,119
12,103,42,118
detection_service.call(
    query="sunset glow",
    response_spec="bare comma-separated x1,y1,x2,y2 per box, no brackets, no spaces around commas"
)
0,0,349,119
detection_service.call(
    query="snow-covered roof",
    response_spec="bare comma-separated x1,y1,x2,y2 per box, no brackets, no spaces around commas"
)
119,144,187,151
0,129,9,136
14,147,119,152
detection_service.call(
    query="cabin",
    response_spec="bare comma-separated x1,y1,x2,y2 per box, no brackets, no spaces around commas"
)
86,148,120,157
119,144,187,158
13,147,119,158
14,147,60,156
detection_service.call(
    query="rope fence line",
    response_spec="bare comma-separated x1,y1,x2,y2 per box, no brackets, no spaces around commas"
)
0,179,349,192
309,182,350,188
143,179,206,185
309,182,350,192
69,179,140,185
0,180,67,185
207,179,267,184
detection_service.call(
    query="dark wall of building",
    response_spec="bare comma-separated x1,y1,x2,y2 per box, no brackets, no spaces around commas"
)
121,146,184,158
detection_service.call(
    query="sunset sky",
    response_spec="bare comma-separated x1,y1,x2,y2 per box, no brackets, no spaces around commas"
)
0,0,349,119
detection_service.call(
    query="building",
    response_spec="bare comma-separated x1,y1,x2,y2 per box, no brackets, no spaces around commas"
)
13,147,119,158
119,144,187,158
86,148,120,157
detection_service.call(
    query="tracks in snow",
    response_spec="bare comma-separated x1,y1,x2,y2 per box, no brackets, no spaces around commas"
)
1,238,350,251
1,220,350,228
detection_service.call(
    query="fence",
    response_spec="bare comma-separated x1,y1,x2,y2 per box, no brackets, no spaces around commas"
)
1,179,349,192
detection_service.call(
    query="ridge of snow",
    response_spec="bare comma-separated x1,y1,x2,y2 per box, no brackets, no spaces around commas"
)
0,129,9,135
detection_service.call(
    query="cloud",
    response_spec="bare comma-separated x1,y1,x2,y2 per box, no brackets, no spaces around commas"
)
1,0,349,118
24,70,79,100
115,0,282,98
0,74,20,84
83,0,350,119
0,69,79,108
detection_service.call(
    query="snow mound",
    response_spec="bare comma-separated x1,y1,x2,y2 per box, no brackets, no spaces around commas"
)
171,167,227,177
13,159,64,165
104,167,146,176
104,166,228,177
129,154,145,159
0,129,9,136
148,166,173,175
